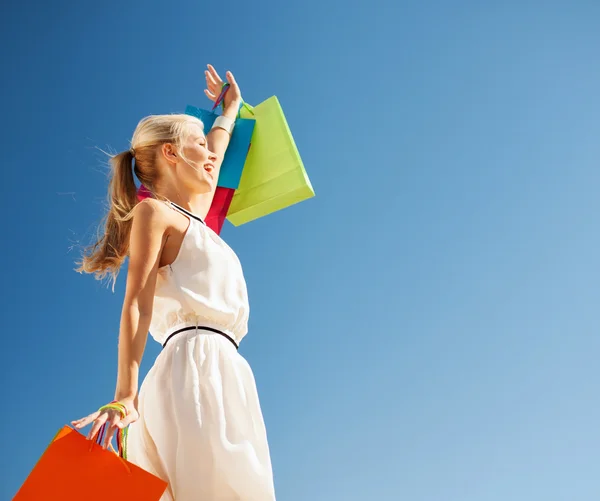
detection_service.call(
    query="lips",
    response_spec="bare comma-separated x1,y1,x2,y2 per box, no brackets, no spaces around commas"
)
204,164,215,180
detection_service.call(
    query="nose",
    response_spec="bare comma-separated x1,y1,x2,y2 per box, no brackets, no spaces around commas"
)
204,151,218,172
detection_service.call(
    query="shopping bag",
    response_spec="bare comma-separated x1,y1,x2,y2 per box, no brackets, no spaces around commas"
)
136,184,233,235
137,184,152,201
227,95,314,226
205,186,235,234
185,90,255,190
13,425,168,500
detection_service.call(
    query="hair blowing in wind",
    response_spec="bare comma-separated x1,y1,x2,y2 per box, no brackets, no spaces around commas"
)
76,114,204,283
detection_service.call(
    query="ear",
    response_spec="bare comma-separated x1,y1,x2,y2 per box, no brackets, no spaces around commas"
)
161,143,178,165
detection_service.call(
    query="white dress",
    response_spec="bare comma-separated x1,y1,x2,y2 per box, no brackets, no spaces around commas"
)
127,201,276,501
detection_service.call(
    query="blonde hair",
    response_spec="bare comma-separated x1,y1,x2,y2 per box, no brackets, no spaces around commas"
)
77,113,204,284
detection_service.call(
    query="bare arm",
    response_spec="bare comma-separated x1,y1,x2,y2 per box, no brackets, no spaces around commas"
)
114,200,168,401
206,100,241,164
72,199,168,444
204,65,243,167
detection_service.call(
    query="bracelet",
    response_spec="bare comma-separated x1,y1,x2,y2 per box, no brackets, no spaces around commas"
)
211,115,235,135
98,402,128,418
97,401,129,460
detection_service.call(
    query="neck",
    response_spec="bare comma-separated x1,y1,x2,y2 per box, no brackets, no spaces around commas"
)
158,185,214,220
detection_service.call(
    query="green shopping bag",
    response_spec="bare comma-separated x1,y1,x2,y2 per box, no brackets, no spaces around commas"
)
226,96,314,226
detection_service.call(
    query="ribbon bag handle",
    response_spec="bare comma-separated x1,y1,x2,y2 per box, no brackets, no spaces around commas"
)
211,83,254,118
211,83,230,113
92,402,130,461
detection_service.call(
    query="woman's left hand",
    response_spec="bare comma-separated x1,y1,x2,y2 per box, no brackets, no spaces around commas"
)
204,64,242,111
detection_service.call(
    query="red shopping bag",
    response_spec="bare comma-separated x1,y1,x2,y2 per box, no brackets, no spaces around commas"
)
13,425,168,500
137,185,234,235
205,186,235,234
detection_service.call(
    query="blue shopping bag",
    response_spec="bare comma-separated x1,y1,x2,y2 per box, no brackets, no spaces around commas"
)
185,98,255,190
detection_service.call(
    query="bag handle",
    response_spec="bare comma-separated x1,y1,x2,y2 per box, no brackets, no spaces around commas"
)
211,83,230,112
211,83,255,118
85,408,132,474
93,402,129,460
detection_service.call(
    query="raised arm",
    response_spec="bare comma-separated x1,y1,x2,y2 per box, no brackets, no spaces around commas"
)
203,64,243,166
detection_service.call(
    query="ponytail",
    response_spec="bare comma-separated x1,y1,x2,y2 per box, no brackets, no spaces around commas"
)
77,150,139,284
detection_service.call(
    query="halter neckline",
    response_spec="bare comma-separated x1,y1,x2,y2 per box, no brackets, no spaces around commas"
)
169,201,206,225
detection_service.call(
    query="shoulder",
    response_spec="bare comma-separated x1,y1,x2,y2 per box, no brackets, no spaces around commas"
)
132,198,171,225
130,199,172,241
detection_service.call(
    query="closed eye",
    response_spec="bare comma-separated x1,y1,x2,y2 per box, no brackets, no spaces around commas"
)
195,134,207,147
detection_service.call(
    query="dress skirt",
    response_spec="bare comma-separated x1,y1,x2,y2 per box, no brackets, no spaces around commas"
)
127,328,276,501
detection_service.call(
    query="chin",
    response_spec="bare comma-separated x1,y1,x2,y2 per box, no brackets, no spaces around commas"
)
194,179,214,194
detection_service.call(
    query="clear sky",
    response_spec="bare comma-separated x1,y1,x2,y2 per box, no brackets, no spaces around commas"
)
2,1,599,499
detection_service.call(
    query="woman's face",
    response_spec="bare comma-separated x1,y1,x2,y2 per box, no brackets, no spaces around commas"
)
174,125,218,193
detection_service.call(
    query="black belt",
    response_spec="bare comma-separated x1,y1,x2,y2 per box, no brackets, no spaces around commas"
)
162,326,239,350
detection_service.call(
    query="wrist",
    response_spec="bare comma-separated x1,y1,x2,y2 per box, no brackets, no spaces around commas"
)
211,115,235,135
222,99,242,118
114,390,136,402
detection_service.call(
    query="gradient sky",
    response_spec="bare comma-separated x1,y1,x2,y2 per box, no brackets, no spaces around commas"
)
2,1,599,500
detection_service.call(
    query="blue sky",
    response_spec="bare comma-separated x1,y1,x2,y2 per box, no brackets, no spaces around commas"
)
2,0,600,499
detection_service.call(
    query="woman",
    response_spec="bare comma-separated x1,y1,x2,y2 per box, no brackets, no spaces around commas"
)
72,65,276,501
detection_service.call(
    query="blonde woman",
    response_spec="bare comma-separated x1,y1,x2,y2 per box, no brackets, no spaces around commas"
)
72,65,276,501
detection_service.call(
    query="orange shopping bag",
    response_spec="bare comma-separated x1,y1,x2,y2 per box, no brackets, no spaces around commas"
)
13,425,168,500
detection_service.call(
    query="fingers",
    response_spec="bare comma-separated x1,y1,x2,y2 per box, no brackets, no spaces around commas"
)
225,71,236,86
205,65,222,103
225,71,242,99
71,410,100,430
72,401,137,451
116,410,139,429
86,412,108,441
205,66,221,91
205,65,242,107
205,71,219,90
102,412,122,448
206,64,222,85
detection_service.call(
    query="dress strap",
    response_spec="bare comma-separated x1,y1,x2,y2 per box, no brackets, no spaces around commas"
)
168,201,206,225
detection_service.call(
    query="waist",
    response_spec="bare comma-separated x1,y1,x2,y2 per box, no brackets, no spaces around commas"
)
162,321,239,350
